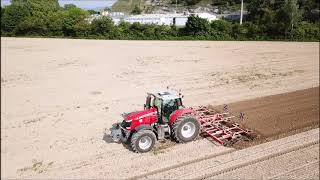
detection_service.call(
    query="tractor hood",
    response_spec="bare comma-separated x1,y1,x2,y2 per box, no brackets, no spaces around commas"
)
123,108,157,122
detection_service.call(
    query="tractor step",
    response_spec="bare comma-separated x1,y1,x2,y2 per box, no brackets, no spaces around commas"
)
192,106,254,146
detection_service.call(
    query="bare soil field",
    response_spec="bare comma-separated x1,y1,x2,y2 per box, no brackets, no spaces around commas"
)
1,38,319,179
214,87,319,148
210,142,319,180
145,128,319,179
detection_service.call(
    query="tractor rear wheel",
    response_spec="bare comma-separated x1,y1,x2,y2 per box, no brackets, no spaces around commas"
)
131,129,156,153
172,114,200,143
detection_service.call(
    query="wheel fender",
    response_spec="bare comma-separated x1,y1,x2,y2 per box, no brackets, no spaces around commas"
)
134,124,153,132
169,108,194,125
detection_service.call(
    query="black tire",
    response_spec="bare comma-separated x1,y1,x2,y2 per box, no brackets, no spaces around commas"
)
172,114,200,143
130,129,156,153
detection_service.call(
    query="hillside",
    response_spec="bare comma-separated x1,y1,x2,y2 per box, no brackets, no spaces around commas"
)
111,0,142,13
111,0,241,14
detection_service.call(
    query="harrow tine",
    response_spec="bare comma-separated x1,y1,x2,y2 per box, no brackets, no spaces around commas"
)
223,115,235,120
239,112,245,121
220,112,230,116
223,104,229,112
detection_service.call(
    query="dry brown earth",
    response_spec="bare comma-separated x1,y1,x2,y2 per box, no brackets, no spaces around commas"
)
210,142,319,180
145,128,319,179
1,38,319,179
214,87,319,148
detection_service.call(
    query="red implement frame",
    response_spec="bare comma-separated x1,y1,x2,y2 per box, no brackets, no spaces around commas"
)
192,106,253,146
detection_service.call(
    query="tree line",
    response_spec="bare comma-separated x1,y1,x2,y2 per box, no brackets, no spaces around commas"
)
1,0,319,41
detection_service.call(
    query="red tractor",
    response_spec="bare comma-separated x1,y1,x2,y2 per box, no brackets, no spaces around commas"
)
111,90,200,153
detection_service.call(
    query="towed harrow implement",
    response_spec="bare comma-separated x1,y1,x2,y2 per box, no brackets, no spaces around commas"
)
192,106,254,146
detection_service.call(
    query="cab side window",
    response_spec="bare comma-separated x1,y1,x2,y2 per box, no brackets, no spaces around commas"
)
146,96,151,108
163,99,176,117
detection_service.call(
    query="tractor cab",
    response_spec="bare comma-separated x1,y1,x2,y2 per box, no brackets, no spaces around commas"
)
145,90,183,124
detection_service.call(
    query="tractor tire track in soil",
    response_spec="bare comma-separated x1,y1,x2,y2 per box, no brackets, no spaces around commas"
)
130,87,319,179
265,160,319,180
138,129,319,179
128,149,236,180
201,140,319,179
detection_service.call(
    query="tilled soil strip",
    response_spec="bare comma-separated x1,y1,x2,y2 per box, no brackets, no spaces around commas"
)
214,87,319,148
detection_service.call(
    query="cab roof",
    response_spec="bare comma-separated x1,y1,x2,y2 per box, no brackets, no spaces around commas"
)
148,90,180,100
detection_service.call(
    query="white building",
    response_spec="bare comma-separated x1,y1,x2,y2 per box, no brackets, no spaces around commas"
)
101,10,109,16
123,13,187,26
89,11,218,26
112,12,217,26
196,13,217,22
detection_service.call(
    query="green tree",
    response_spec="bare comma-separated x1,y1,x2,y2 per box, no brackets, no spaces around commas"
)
9,0,61,36
74,21,91,37
115,20,130,39
176,0,202,6
247,0,270,22
88,9,99,15
210,20,232,34
143,24,157,39
131,5,142,14
185,0,202,5
64,4,77,10
246,0,286,22
1,7,3,32
63,6,89,37
299,0,319,22
212,0,229,6
1,4,30,34
298,21,320,40
129,22,145,38
209,20,232,40
12,0,60,15
184,15,210,35
46,10,66,36
231,23,247,39
15,15,47,36
154,25,173,39
91,16,115,38
243,22,264,40
277,0,301,38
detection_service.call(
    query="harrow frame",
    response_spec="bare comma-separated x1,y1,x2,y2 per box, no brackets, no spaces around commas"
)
192,106,254,146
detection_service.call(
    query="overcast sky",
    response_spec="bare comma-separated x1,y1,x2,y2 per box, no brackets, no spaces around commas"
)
1,0,117,10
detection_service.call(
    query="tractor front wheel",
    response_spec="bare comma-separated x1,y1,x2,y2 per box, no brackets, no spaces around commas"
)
172,114,200,143
131,129,156,153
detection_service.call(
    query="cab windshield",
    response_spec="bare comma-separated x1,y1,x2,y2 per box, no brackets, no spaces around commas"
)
153,97,162,111
146,95,162,111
